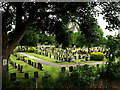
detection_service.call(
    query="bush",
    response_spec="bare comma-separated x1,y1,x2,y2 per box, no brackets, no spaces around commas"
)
90,52,104,61
44,42,48,45
28,47,36,53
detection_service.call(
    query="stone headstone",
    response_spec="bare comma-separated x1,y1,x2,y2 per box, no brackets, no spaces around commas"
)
10,73,16,81
32,62,34,66
28,60,31,65
40,52,41,55
97,64,99,68
20,66,23,73
61,67,65,72
15,62,17,68
69,66,73,72
74,56,76,60
34,71,38,78
78,54,81,59
25,73,29,79
34,62,36,68
38,63,42,68
18,64,20,71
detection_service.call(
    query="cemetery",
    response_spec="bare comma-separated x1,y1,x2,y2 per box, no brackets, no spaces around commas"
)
2,2,120,89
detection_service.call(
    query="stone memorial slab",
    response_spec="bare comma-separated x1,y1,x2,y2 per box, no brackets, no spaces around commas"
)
25,73,29,79
69,66,73,72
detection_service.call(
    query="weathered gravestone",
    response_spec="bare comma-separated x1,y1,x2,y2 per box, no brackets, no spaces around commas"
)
50,53,51,58
15,62,17,68
34,62,36,68
97,64,99,68
61,67,66,72
20,66,23,73
18,64,20,71
32,62,34,66
24,73,29,79
40,52,41,55
74,56,76,60
34,71,38,78
85,56,88,61
69,66,73,72
28,60,31,65
79,54,81,59
10,73,16,81
38,63,43,70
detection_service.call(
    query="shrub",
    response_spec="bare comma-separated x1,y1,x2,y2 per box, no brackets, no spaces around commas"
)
13,49,15,54
28,47,36,53
90,52,104,61
44,42,48,45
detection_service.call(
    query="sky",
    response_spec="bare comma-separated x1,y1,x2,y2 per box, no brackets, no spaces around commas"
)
94,6,119,37
96,14,119,37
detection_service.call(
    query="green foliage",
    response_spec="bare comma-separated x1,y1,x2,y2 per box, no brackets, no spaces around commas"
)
74,32,86,48
19,27,39,47
106,34,120,61
44,42,48,45
100,61,120,80
28,47,36,53
90,52,104,61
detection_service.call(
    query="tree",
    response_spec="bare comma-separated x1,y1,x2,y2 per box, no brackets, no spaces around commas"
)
19,27,39,47
74,32,86,48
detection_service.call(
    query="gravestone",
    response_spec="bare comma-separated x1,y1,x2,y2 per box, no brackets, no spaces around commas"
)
78,54,81,59
22,56,25,61
34,62,36,68
40,52,41,55
74,56,76,60
15,62,17,68
85,56,88,61
57,56,58,60
38,63,43,70
25,73,29,79
61,67,66,72
28,60,31,65
97,64,99,68
10,73,16,81
34,71,38,78
82,56,85,59
69,66,73,72
18,64,20,71
50,53,51,58
32,62,34,66
20,66,23,73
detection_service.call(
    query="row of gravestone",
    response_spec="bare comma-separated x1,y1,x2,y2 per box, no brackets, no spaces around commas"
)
13,53,44,71
10,60,23,73
10,71,39,81
39,50,89,62
28,59,43,70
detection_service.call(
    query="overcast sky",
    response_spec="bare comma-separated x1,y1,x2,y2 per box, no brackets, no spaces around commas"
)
96,14,119,37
